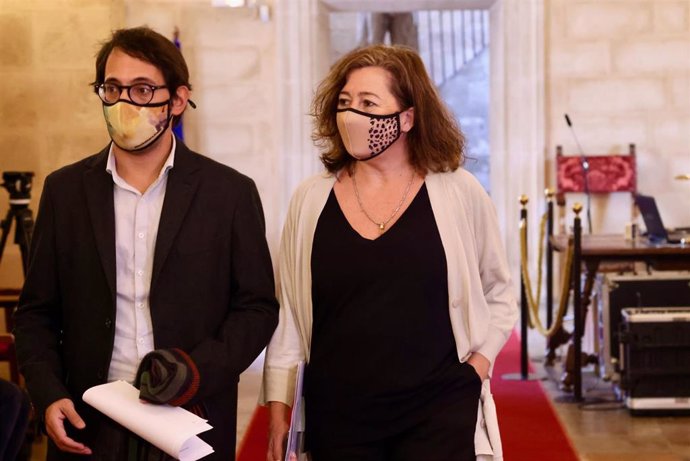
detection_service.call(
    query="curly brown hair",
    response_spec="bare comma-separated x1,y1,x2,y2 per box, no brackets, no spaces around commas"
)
312,44,465,174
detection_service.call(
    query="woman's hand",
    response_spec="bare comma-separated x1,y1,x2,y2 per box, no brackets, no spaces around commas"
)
467,352,490,381
267,401,291,461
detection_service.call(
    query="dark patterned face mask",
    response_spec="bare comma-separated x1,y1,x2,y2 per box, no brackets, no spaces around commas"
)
336,108,403,161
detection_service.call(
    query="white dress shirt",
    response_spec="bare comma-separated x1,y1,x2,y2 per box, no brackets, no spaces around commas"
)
106,137,176,383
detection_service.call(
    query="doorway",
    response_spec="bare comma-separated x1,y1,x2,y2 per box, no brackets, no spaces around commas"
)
275,0,545,275
329,9,491,192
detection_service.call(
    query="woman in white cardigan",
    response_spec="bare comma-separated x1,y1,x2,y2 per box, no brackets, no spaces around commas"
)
264,44,518,461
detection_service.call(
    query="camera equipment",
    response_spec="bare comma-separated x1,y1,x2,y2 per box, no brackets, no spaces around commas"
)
2,172,33,204
0,171,36,275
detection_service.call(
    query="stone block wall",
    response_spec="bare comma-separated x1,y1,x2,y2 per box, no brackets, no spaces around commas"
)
0,0,282,290
124,1,281,257
547,0,690,232
4,0,689,291
0,0,122,288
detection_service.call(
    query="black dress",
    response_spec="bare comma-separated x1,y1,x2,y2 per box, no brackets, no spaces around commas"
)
306,184,478,451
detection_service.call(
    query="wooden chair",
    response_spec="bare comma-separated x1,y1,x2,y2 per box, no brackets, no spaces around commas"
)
0,288,21,384
551,144,639,386
556,143,637,194
555,143,638,273
556,143,638,225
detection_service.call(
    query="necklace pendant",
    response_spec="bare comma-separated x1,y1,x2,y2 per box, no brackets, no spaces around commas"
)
379,223,385,232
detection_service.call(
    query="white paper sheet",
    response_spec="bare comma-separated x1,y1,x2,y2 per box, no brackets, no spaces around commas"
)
82,380,214,461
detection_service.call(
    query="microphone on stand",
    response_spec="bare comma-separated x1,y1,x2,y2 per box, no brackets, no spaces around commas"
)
564,114,593,234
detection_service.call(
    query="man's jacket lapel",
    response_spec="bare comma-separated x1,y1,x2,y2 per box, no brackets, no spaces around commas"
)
83,147,116,303
151,141,201,290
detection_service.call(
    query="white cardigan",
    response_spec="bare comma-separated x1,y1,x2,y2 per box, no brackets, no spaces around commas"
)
263,168,518,460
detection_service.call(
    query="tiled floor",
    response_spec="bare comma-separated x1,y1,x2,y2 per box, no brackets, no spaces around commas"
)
5,327,689,460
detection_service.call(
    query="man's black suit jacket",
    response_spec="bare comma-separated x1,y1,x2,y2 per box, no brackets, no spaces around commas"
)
14,141,279,460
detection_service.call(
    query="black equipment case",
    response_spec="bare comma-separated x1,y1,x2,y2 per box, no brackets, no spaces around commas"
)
598,272,690,380
618,307,690,414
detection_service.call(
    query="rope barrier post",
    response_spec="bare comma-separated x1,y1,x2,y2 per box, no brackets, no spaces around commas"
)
545,188,555,364
572,202,584,401
545,188,554,330
554,203,585,404
502,195,544,382
520,195,529,379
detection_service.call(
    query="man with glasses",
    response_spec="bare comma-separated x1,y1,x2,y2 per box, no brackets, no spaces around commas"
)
14,26,278,460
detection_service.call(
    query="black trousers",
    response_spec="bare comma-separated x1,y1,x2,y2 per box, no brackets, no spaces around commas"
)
0,379,31,461
308,367,481,461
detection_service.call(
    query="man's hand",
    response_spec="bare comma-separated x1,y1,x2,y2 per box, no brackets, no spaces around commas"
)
45,398,92,455
266,401,290,461
467,352,491,381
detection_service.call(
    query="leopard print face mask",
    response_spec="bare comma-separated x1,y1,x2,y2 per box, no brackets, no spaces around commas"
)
336,108,402,161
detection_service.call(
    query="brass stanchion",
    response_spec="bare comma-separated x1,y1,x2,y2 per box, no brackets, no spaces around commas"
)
555,203,586,403
572,202,584,401
545,188,554,330
518,200,573,338
503,195,545,382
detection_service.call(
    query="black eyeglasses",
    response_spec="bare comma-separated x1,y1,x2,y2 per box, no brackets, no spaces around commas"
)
94,82,168,105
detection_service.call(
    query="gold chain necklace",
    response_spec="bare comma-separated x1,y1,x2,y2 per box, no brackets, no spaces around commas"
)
351,167,415,233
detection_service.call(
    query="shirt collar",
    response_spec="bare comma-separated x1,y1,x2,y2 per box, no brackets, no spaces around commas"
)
106,135,176,189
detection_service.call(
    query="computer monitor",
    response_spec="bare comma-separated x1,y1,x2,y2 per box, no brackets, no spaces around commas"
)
634,194,686,244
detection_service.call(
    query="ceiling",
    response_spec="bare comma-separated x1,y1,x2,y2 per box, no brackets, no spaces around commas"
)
320,0,498,12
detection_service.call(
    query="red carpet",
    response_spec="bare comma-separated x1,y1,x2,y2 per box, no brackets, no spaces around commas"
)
490,331,578,461
236,402,271,460
237,331,578,461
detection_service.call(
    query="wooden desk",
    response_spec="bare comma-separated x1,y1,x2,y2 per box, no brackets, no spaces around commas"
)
548,234,690,399
550,233,690,261
551,234,690,306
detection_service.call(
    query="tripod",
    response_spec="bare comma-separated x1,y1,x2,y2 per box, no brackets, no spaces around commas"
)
0,172,36,461
0,172,35,276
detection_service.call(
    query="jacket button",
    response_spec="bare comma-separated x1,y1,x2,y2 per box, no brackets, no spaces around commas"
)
105,318,112,328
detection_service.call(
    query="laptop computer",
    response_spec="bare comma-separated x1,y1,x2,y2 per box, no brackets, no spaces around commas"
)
634,193,689,244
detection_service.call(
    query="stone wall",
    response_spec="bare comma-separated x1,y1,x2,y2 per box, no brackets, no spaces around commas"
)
3,0,689,292
546,0,690,232
0,0,281,291
123,1,281,258
0,0,123,288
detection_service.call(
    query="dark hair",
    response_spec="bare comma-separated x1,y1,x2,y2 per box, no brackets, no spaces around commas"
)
92,26,192,126
312,44,465,174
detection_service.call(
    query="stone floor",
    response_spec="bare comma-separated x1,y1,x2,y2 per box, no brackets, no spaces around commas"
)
524,326,690,461
4,326,689,460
